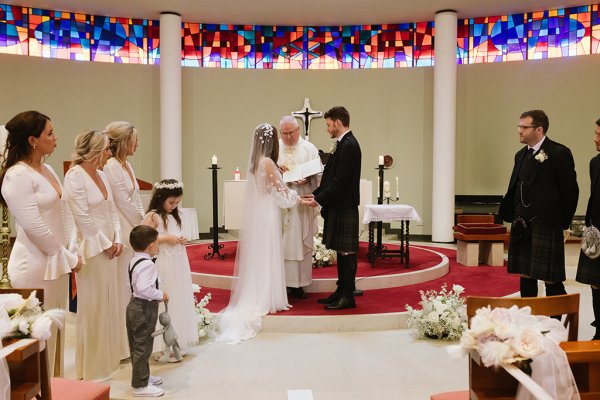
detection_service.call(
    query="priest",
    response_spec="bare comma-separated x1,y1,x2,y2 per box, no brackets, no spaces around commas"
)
278,115,320,299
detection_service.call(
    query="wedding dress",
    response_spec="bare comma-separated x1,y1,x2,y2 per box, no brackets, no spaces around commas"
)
217,127,298,344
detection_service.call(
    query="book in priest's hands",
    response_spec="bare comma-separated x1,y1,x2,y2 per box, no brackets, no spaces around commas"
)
282,158,323,183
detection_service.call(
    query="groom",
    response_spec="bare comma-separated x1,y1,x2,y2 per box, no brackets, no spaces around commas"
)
303,106,362,310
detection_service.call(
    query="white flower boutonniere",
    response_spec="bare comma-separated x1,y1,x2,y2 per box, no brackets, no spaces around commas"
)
534,149,548,163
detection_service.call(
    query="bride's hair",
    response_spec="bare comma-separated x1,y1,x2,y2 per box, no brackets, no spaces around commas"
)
249,123,279,175
147,178,182,228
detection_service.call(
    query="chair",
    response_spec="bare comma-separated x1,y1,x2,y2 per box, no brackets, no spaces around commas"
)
1,288,52,400
466,294,580,399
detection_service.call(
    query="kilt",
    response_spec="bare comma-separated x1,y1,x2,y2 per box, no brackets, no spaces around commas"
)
576,250,600,286
322,206,359,252
507,219,565,282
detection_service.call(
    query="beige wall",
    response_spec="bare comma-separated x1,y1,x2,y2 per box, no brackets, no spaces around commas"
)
1,53,599,235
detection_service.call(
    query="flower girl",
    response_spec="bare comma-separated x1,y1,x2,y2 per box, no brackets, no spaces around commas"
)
142,179,198,359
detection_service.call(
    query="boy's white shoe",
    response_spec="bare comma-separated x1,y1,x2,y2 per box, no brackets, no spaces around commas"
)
149,375,163,385
132,384,164,397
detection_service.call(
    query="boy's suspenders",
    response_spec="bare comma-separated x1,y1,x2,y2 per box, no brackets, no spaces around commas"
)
128,258,159,294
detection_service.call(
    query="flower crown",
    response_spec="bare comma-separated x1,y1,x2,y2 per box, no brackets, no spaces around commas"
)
255,123,274,144
154,181,184,190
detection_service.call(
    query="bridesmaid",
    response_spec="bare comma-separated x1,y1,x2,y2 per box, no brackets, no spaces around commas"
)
64,129,122,381
0,111,82,377
103,121,144,360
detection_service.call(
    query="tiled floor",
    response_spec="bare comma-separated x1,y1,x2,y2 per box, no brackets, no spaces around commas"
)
61,241,595,400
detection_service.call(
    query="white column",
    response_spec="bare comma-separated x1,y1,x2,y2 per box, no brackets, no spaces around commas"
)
159,12,182,181
431,10,457,242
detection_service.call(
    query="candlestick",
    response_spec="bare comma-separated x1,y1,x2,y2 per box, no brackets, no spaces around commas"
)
395,176,399,199
212,154,218,165
378,155,384,166
377,176,380,196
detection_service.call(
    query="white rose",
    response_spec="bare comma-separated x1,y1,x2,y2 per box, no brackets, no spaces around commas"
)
513,326,545,359
315,253,322,260
452,284,465,295
18,320,30,336
323,256,329,262
427,311,439,324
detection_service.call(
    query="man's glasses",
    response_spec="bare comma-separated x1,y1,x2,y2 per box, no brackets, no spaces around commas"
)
517,125,539,131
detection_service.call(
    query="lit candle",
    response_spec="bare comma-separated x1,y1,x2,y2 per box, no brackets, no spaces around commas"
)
395,176,399,199
212,155,218,165
383,180,391,198
378,155,384,166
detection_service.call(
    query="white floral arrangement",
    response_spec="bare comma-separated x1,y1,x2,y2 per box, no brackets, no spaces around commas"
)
405,283,467,341
452,305,550,373
0,291,63,340
192,284,216,339
312,229,336,268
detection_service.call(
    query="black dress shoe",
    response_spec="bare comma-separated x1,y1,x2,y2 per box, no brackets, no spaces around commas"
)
290,287,308,299
353,289,363,297
324,296,356,310
317,293,341,304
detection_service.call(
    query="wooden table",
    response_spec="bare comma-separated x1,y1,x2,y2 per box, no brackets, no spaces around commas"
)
2,337,51,400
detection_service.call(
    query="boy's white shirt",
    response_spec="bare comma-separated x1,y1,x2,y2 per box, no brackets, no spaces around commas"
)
129,251,163,301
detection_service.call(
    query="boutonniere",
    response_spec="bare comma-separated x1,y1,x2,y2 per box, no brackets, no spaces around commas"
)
534,149,548,163
330,141,338,154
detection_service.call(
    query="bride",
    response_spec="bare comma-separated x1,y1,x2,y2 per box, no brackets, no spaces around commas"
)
217,123,299,344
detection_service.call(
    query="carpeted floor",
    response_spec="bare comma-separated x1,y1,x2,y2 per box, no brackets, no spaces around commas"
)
190,242,520,316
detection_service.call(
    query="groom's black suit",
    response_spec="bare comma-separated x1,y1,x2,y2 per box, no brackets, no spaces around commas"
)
313,131,361,301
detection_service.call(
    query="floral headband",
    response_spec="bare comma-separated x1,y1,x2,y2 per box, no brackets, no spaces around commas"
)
255,123,274,144
154,181,184,190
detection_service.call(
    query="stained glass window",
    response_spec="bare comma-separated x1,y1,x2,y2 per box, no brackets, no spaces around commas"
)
0,4,28,55
1,2,600,68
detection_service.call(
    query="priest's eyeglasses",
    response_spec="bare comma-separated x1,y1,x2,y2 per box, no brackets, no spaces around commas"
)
517,125,539,131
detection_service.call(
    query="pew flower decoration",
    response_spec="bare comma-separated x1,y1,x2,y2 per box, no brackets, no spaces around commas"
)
193,284,216,339
313,229,337,268
0,291,63,340
454,305,548,374
535,149,548,163
405,283,467,341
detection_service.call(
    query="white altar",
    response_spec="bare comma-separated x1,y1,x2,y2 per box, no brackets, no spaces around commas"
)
223,179,373,230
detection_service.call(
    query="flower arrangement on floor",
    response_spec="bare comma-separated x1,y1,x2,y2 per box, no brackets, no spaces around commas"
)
0,290,63,340
313,229,336,268
192,284,216,339
405,283,466,341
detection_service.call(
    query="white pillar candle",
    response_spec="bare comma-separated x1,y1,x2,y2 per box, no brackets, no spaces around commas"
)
378,155,384,166
212,155,218,165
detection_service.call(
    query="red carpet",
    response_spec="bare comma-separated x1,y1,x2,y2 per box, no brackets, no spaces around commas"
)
189,243,520,316
188,241,444,278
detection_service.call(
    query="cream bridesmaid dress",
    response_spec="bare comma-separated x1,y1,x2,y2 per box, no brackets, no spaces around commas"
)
1,162,79,376
64,164,122,381
104,157,144,360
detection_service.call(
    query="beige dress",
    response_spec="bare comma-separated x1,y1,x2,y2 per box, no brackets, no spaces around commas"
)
64,165,122,381
1,162,79,377
104,157,144,359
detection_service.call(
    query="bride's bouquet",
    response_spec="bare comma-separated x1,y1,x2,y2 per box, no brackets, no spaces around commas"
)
192,284,216,339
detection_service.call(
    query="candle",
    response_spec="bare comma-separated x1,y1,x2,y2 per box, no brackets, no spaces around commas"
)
378,155,384,166
395,176,399,199
383,180,391,198
212,155,218,165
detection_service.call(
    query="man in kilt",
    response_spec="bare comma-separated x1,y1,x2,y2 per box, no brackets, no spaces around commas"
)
302,106,362,310
499,110,578,298
576,118,600,339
